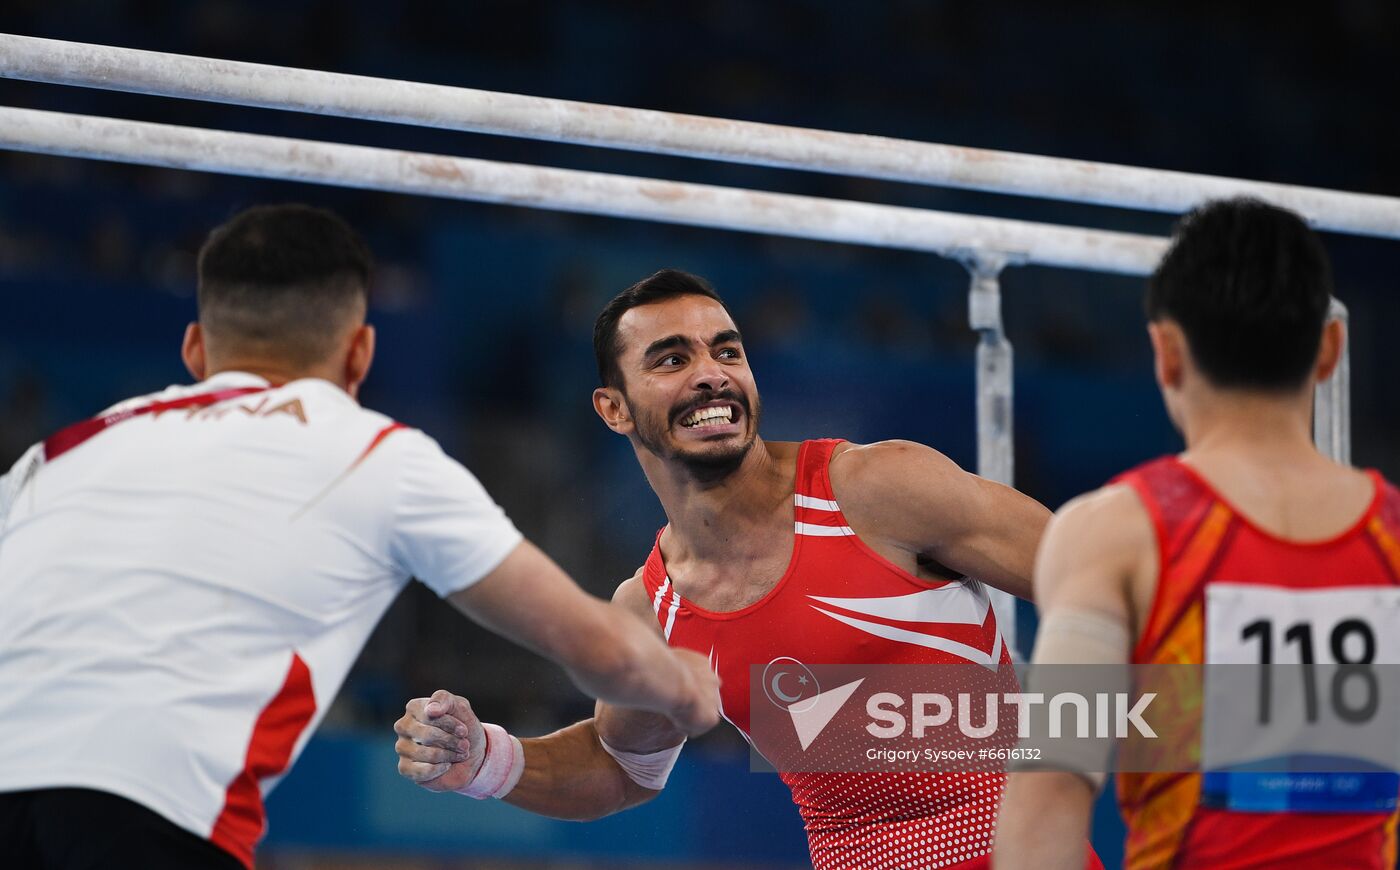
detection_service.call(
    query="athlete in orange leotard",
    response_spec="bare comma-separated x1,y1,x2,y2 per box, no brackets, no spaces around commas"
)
996,198,1400,869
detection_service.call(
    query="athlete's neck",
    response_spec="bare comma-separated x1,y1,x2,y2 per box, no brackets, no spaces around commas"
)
1178,387,1319,467
1175,385,1374,541
644,438,796,564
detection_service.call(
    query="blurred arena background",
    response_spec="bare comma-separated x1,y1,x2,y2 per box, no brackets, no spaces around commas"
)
2,2,1398,867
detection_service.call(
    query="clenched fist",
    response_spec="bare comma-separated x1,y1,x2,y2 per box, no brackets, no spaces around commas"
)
394,689,486,792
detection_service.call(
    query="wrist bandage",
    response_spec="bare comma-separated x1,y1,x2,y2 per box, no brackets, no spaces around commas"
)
598,737,685,790
455,722,525,800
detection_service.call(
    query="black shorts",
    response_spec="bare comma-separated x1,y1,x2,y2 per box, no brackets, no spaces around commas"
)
0,788,244,870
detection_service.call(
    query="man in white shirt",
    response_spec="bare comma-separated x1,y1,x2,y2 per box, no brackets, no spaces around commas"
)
0,204,720,870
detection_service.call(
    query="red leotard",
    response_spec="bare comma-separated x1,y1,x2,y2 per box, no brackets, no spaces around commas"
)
641,439,1099,869
1117,456,1400,869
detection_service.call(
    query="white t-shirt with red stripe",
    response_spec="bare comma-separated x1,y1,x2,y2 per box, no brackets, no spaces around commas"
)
0,371,522,868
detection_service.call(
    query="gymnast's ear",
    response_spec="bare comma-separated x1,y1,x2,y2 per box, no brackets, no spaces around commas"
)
1147,319,1186,392
182,322,207,381
1313,317,1344,385
593,386,633,435
344,324,376,400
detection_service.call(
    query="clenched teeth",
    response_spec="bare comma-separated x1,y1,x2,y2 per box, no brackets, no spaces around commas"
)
681,406,734,428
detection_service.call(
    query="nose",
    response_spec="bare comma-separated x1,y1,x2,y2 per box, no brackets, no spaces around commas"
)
690,356,729,393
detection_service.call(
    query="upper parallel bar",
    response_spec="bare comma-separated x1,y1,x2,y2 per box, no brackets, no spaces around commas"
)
0,34,1396,240
0,106,1168,275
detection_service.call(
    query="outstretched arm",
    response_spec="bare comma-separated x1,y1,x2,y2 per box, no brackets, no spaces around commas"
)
830,440,1050,600
449,545,719,734
515,700,685,820
993,484,1151,870
397,571,696,819
390,434,717,733
395,691,683,821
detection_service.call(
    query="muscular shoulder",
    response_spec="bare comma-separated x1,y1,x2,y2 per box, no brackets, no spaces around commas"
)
829,439,965,519
832,438,962,484
1038,484,1156,614
1051,484,1155,556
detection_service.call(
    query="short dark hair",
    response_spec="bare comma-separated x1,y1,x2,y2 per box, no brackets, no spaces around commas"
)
1146,197,1333,391
593,269,733,388
196,204,373,368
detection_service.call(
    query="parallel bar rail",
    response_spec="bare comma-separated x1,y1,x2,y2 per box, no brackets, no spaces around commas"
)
0,106,1170,274
1,33,1397,239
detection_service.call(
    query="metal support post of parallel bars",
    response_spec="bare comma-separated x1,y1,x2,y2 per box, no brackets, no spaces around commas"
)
961,252,1023,659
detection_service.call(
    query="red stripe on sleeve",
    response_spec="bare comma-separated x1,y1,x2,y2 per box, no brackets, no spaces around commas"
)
352,422,408,469
209,653,318,869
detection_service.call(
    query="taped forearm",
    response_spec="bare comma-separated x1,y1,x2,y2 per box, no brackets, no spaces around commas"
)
598,736,684,790
1011,606,1133,789
1029,606,1130,665
502,720,658,821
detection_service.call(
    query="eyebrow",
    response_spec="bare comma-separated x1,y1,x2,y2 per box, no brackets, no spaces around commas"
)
642,329,743,360
643,334,690,359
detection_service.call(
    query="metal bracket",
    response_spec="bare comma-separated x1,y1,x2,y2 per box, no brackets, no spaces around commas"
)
956,250,1023,488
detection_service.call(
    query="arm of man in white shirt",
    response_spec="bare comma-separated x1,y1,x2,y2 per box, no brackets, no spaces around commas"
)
449,542,719,734
389,429,719,736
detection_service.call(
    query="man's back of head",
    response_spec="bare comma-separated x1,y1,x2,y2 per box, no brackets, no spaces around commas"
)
194,204,373,376
1141,196,1367,546
1147,197,1334,395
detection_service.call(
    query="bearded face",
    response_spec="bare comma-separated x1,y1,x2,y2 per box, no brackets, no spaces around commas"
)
626,384,759,480
607,295,761,482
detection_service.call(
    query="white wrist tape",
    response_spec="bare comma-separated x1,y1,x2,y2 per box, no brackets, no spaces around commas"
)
598,737,685,791
455,722,525,800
